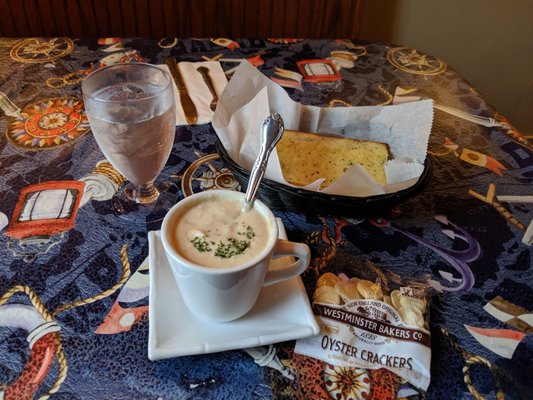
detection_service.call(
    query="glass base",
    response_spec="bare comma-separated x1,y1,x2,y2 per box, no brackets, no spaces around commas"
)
112,179,178,225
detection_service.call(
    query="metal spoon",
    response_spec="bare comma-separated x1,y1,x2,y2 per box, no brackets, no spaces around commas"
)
196,66,218,111
242,113,285,211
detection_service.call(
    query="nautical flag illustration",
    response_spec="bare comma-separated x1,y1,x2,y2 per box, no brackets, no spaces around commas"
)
465,325,526,359
271,67,304,91
483,296,533,334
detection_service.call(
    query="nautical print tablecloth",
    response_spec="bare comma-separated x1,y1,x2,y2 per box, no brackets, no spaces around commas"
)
0,37,532,399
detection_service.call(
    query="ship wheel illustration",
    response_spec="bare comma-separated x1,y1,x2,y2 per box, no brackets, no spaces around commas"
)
387,47,446,76
10,38,74,63
174,150,240,197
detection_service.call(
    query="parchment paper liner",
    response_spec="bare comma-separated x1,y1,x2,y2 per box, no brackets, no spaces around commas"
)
212,61,433,197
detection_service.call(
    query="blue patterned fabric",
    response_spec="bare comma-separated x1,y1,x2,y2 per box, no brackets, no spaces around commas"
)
0,38,531,399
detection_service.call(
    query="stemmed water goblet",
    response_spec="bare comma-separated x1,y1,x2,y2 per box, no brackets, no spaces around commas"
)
82,63,176,223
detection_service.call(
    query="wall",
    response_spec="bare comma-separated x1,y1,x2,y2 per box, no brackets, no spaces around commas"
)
360,0,533,136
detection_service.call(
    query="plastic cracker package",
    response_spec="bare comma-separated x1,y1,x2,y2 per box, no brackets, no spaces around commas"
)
295,260,433,395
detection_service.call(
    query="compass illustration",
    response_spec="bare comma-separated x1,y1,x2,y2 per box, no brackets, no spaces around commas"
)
387,47,446,76
6,97,90,150
10,37,74,63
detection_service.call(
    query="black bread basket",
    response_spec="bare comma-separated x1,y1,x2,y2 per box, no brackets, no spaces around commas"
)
216,139,432,217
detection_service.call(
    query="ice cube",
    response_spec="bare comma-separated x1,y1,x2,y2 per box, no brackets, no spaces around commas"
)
125,84,145,96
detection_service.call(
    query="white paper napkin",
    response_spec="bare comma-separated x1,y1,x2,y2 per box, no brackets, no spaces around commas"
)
160,61,228,125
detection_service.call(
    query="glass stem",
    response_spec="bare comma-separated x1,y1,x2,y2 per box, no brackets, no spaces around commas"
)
135,182,160,204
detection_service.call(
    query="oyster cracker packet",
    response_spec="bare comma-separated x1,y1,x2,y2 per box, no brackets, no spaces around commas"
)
295,261,433,393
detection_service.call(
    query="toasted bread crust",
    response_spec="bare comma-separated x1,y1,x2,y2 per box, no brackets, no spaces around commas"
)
276,130,389,187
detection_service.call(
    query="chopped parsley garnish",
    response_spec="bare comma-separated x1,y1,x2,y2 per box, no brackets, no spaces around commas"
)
191,236,212,252
214,238,251,258
191,226,257,258
238,225,256,239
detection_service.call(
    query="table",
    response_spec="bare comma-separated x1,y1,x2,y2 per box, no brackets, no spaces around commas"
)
0,37,531,400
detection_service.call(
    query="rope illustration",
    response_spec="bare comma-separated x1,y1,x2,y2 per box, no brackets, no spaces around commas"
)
327,99,352,107
375,84,393,106
326,85,391,109
463,355,504,400
0,244,131,399
441,328,504,400
52,244,131,317
0,285,53,321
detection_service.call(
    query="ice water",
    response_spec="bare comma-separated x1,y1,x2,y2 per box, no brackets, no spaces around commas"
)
86,82,175,186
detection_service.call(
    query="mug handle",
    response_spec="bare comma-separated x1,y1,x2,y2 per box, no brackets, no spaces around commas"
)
263,239,310,287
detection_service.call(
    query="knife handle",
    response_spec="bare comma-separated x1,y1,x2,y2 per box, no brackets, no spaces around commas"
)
165,58,185,89
166,58,198,124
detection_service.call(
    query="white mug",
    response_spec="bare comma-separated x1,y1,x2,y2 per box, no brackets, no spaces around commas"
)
160,189,311,322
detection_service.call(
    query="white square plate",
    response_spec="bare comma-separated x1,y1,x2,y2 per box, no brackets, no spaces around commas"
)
148,218,320,360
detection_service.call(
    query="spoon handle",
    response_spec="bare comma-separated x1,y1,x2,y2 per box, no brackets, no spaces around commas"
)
197,66,218,111
244,113,284,206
